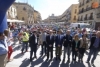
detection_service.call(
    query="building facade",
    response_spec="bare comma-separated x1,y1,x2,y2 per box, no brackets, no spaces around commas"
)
78,0,100,29
7,5,17,19
60,4,79,23
34,10,42,23
13,2,34,24
43,14,58,23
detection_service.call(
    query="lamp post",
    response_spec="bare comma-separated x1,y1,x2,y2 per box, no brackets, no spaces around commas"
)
92,1,99,29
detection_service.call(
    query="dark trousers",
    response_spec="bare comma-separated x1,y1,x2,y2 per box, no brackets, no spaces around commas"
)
21,41,28,52
67,46,71,61
79,48,85,60
56,46,62,59
41,41,47,55
72,50,78,61
30,46,37,60
47,46,53,59
87,47,98,63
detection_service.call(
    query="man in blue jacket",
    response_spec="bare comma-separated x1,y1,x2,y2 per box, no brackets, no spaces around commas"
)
0,0,15,67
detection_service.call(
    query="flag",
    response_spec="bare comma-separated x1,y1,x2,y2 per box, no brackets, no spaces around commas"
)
0,0,15,33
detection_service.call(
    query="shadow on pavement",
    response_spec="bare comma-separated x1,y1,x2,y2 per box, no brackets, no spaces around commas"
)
30,56,44,67
70,61,86,67
49,59,60,67
13,45,21,52
85,51,89,55
19,58,30,67
87,62,92,67
60,59,70,67
60,60,86,67
39,60,51,67
14,53,24,59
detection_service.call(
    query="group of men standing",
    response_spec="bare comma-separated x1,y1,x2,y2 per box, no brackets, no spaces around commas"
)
28,28,100,66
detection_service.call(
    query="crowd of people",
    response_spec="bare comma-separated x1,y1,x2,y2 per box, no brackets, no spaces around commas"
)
0,23,100,67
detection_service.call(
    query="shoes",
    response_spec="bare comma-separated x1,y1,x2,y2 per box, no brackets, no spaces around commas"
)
91,62,94,66
25,50,28,52
50,58,53,61
21,51,24,54
67,60,70,63
55,58,58,61
63,59,65,61
86,61,89,63
41,54,43,56
34,56,37,59
7,59,13,62
78,59,80,62
46,58,49,61
58,58,61,61
81,59,83,62
30,59,32,62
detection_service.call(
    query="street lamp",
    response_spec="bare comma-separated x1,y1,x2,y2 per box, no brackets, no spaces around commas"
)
92,1,99,29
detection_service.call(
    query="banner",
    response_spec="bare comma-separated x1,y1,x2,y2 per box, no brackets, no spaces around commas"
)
0,0,15,32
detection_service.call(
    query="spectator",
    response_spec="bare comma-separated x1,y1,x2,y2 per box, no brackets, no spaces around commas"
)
0,32,8,67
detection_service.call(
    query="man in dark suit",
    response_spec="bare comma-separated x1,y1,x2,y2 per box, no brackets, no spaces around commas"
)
55,30,64,61
86,31,100,65
63,30,72,62
29,31,38,62
46,30,54,61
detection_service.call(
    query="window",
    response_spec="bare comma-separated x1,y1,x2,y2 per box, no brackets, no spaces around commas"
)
16,16,18,19
75,9,77,14
90,13,93,19
74,16,76,20
81,16,83,21
84,14,87,20
22,17,24,20
11,7,13,12
16,6,18,8
23,7,26,10
78,16,80,21
82,8,84,12
86,5,89,11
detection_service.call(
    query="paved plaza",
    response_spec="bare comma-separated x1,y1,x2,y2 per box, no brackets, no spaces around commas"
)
6,44,100,67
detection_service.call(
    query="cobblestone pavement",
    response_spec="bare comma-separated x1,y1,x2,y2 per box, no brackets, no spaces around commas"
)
6,44,100,67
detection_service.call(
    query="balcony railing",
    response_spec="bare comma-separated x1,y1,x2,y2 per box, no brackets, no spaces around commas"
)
80,18,83,21
86,0,89,3
79,7,93,14
89,15,93,20
86,7,92,11
82,3,84,6
79,4,81,7
84,17,88,20
97,13,100,18
78,18,81,21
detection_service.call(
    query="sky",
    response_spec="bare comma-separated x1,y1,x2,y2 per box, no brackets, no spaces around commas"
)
16,0,79,20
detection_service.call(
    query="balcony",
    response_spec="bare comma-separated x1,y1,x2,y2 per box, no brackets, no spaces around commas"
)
79,9,84,13
79,4,81,7
86,0,89,3
84,17,88,20
81,3,84,6
84,7,92,12
78,18,80,21
80,18,83,21
96,6,100,18
97,13,100,18
89,15,93,20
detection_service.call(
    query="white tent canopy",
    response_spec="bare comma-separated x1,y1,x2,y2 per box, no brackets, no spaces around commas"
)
7,19,24,23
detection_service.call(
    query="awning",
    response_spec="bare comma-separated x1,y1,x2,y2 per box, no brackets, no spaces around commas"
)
7,19,24,23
